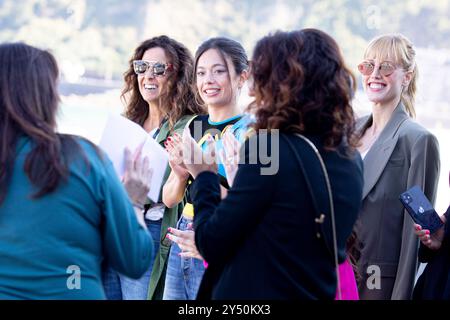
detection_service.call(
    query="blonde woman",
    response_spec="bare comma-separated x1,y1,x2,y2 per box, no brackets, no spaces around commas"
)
354,34,440,300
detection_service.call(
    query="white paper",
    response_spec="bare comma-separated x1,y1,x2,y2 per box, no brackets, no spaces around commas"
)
98,114,168,203
140,131,169,203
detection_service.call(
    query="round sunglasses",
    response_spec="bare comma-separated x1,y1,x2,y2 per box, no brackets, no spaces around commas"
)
133,60,173,77
357,61,396,77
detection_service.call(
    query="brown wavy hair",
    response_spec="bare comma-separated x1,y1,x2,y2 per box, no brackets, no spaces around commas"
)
249,29,358,151
0,43,91,204
123,36,204,128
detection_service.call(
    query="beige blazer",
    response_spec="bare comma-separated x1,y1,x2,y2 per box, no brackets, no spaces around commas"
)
354,103,440,300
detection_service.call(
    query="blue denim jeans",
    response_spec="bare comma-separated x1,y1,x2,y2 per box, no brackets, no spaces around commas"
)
103,218,161,300
102,263,122,300
163,215,206,300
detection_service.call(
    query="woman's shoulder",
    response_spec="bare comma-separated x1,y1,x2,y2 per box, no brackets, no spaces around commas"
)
275,133,364,189
398,118,437,144
186,114,209,135
67,134,102,155
400,117,432,133
187,114,208,125
281,132,363,170
60,134,108,170
175,114,199,128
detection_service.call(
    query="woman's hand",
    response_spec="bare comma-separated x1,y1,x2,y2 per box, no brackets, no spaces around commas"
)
165,133,190,180
122,144,153,207
181,127,217,179
218,130,241,188
414,214,446,251
166,224,204,260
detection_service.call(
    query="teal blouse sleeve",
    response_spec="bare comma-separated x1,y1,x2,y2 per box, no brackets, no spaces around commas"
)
99,156,153,279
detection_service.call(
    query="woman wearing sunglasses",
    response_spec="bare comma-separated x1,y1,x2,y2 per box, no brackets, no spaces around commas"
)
353,34,440,300
103,36,204,300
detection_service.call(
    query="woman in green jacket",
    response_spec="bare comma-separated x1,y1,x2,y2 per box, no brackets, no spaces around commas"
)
103,35,204,300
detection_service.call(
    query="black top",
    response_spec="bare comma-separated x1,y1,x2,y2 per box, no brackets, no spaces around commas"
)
186,114,242,203
413,205,450,300
188,114,242,143
192,132,364,299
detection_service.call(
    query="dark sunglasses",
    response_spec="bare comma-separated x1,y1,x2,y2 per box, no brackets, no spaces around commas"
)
133,60,173,77
357,61,396,77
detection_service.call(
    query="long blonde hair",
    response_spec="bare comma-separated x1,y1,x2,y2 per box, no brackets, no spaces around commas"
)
364,34,418,118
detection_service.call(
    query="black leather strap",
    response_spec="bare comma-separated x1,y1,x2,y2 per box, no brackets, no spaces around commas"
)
281,134,334,258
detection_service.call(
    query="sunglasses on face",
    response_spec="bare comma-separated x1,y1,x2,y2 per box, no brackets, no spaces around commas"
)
357,61,396,77
133,60,173,77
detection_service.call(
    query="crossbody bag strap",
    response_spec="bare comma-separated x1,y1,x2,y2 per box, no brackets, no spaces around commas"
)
282,133,342,299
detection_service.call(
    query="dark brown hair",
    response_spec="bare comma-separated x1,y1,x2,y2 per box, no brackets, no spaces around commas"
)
123,36,204,128
0,43,87,203
193,37,249,106
249,29,358,151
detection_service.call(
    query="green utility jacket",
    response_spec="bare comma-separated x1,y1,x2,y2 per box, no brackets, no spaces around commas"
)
147,114,196,300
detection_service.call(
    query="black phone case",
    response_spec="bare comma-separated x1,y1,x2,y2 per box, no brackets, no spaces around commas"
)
399,186,443,234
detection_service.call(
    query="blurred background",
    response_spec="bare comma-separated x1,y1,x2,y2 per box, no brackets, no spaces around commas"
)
0,0,449,212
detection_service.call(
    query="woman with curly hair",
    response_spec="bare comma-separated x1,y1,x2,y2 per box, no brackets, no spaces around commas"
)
177,29,364,299
103,35,204,300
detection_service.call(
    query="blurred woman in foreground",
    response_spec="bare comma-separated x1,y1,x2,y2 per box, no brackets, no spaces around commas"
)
0,42,153,299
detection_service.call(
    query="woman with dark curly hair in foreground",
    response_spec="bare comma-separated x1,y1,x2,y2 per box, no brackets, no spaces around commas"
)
176,29,364,299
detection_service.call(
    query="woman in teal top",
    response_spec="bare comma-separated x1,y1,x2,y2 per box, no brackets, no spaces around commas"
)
0,43,153,299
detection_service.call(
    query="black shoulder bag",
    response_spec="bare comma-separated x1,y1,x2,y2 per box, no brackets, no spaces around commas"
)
282,133,342,299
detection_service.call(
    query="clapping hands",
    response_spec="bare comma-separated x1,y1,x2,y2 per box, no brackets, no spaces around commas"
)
166,223,204,260
165,132,190,180
122,143,153,207
164,127,242,186
180,126,218,178
218,130,241,188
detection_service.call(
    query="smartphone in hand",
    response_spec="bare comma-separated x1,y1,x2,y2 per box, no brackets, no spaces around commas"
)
399,186,443,234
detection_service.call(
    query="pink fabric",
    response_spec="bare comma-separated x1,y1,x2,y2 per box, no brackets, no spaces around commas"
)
203,261,208,268
335,259,359,300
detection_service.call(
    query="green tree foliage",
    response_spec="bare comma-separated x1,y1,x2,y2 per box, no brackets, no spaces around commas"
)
1,0,448,79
